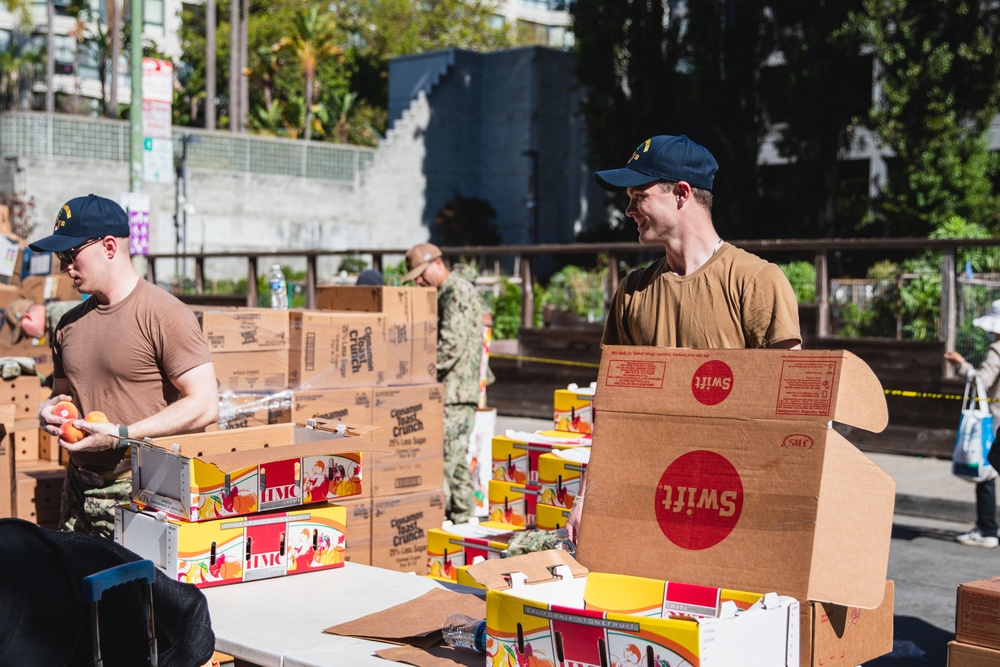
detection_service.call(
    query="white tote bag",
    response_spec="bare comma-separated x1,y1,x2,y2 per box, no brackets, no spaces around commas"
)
952,376,999,483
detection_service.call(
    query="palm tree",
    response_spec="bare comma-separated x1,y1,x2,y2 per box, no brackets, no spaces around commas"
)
277,6,342,141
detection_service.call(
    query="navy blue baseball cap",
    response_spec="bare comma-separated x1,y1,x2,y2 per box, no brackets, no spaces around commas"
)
594,135,719,192
29,194,129,253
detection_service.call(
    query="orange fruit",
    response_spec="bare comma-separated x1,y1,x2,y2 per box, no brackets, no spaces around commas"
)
53,400,79,420
60,421,85,444
85,411,110,422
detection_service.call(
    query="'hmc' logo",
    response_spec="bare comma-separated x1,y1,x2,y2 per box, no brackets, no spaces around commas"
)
654,450,743,550
690,360,733,406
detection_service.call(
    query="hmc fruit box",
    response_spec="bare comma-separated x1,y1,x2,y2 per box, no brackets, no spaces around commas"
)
468,550,800,667
132,422,374,522
576,347,895,667
491,430,590,485
115,503,346,588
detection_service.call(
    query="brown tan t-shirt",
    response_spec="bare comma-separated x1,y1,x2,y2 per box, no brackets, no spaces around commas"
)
53,279,213,468
602,243,801,348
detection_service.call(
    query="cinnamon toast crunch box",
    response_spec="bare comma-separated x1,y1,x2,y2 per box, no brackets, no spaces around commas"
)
115,503,347,588
132,422,371,522
468,550,799,667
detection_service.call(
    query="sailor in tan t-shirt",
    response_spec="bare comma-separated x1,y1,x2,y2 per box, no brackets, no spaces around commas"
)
30,194,218,537
567,135,802,541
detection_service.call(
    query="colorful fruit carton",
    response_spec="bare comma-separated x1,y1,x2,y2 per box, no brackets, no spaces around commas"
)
467,550,800,667
553,382,596,434
488,479,541,528
115,502,348,589
426,521,520,582
535,503,572,531
131,421,375,523
491,430,590,485
536,447,589,509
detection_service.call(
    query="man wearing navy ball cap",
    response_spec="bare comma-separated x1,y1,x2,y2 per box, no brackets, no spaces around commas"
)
32,194,218,538
567,137,802,542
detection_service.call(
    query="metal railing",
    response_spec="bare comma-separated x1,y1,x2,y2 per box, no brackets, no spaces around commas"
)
0,112,376,182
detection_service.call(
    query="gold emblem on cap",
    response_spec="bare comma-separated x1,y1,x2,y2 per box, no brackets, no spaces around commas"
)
53,204,71,231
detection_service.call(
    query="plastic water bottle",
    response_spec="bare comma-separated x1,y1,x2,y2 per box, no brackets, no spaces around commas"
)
442,613,486,653
268,264,288,310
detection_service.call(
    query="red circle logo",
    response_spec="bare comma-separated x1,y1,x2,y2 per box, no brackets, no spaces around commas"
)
691,360,734,406
653,451,743,550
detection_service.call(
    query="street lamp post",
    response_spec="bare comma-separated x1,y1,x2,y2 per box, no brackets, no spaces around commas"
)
176,134,201,283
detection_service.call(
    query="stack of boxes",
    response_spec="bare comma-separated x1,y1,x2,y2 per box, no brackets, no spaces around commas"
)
950,577,1000,664
191,286,446,573
116,422,369,588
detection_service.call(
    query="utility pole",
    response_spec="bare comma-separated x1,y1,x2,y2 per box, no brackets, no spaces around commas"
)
128,0,143,194
45,0,54,113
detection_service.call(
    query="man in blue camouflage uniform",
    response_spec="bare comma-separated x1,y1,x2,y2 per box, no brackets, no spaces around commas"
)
406,243,486,523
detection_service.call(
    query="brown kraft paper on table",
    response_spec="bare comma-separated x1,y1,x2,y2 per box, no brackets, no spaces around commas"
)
374,643,486,667
322,587,485,648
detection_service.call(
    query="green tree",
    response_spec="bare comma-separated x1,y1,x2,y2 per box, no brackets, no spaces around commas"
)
848,0,1000,236
277,6,343,141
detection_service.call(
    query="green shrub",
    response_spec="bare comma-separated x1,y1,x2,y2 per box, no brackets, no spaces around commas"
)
778,261,816,303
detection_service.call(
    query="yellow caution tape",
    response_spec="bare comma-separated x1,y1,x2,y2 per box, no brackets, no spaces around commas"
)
490,352,601,369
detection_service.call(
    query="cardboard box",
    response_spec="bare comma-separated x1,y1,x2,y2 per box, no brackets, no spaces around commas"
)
487,479,540,527
956,577,1000,650
491,430,591,484
371,488,445,573
535,502,572,531
576,347,895,667
315,286,438,386
195,308,289,352
15,459,65,526
289,387,372,424
12,421,39,461
115,503,347,588
807,580,894,666
337,495,372,566
468,550,800,667
132,422,370,522
212,349,289,393
370,384,444,497
0,204,9,234
949,640,1000,666
289,310,388,389
553,382,596,434
0,404,14,517
426,521,518,582
1,375,41,421
217,391,292,430
537,447,588,508
19,274,82,304
0,233,25,285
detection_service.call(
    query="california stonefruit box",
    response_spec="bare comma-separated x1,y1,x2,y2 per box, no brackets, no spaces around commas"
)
115,503,347,588
426,521,518,583
576,347,896,667
468,550,800,667
131,422,371,522
491,430,590,485
553,382,596,434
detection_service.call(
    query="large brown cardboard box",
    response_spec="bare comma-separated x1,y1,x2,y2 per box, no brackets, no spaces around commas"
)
19,274,83,304
577,347,895,667
315,286,437,386
289,310,388,389
0,404,14,517
948,641,1000,666
195,307,289,353
15,459,65,526
370,384,444,497
12,421,39,461
807,580,894,666
372,488,445,573
338,495,373,565
211,349,289,393
956,577,1000,650
1,375,42,421
0,339,54,377
289,387,372,424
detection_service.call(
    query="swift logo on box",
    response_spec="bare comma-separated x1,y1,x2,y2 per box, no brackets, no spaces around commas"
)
654,451,743,550
782,433,815,450
691,360,734,406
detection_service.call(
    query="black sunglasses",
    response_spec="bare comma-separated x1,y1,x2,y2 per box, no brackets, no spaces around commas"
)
56,237,102,265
